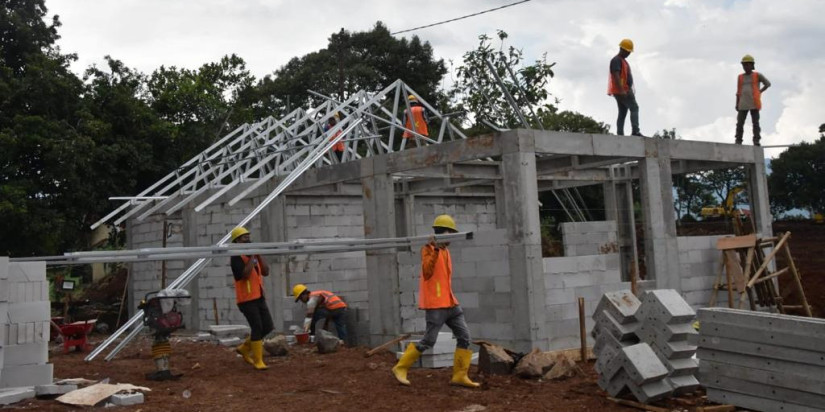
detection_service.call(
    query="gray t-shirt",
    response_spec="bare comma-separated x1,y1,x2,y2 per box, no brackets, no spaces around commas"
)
737,72,770,111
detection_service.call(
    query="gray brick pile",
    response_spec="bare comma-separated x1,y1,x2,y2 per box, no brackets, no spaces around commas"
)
697,307,825,412
0,258,53,405
397,332,478,368
560,221,618,257
592,289,699,403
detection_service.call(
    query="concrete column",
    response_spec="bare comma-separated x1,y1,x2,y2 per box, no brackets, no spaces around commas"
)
126,219,136,322
747,147,773,238
603,182,618,222
182,207,200,331
500,132,547,352
260,191,288,332
639,139,680,290
361,157,401,345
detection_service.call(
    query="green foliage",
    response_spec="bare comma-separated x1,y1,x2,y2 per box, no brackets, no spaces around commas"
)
652,128,678,139
768,137,825,214
673,173,715,221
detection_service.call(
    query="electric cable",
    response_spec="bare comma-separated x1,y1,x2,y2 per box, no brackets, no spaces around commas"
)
391,0,533,35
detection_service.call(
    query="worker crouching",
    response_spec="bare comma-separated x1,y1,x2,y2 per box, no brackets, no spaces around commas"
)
392,214,479,388
230,227,274,370
293,284,348,342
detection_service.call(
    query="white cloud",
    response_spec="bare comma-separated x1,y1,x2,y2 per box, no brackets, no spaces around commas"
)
47,0,825,157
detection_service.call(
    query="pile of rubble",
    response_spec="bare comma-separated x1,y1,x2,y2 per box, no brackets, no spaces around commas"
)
592,289,699,403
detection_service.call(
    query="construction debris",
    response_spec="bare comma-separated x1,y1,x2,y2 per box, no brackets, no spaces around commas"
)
55,383,151,407
698,307,825,411
34,383,78,397
365,334,411,358
263,334,289,356
477,343,515,375
316,330,341,354
0,387,35,406
109,391,145,406
543,354,583,380
514,348,556,378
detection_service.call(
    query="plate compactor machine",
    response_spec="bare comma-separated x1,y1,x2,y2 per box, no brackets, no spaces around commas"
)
139,289,191,381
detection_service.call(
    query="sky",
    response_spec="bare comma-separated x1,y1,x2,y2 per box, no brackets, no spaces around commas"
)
47,0,825,158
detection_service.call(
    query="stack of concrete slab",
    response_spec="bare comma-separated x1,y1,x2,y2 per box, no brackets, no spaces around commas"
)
0,258,54,405
592,290,671,403
698,307,825,412
636,289,699,393
207,325,250,346
397,332,477,368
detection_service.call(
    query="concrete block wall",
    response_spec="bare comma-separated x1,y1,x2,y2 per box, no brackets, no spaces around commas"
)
127,214,185,317
411,197,497,236
397,229,514,348
543,253,631,350
560,221,619,257
676,235,725,308
1,259,54,389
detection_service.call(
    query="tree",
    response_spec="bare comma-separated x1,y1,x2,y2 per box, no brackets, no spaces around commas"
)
673,173,715,221
768,137,825,215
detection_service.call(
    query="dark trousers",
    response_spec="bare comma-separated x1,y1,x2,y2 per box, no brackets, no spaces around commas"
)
310,307,348,341
735,109,761,144
614,93,640,136
416,306,471,352
238,297,274,341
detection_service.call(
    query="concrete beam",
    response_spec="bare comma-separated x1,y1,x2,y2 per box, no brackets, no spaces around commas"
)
639,139,680,290
746,147,772,237
260,187,288,333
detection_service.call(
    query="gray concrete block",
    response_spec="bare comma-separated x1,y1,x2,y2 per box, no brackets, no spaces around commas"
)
706,388,823,412
621,343,669,385
218,337,242,347
704,373,825,409
701,320,823,353
661,356,699,377
666,374,700,394
700,358,825,396
627,379,674,404
35,383,77,396
593,309,639,341
208,324,251,338
0,363,53,388
6,302,50,324
110,392,145,406
0,256,7,280
697,348,824,378
8,262,46,283
637,289,695,324
0,387,35,405
698,335,825,367
649,339,697,360
637,319,697,344
594,290,641,324
3,342,48,366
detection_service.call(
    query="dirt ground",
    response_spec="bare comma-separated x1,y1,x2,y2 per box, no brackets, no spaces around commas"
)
16,337,646,412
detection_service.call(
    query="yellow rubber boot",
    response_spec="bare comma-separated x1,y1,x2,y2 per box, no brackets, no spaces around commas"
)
450,348,480,388
236,338,254,365
250,340,268,370
391,343,421,386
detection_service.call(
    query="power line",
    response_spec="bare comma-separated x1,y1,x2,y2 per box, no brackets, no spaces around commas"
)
391,0,533,35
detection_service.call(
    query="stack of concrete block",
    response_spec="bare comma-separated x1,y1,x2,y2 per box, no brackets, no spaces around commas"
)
593,290,672,403
397,332,477,368
560,221,618,257
698,308,825,412
676,235,726,308
0,259,53,395
207,325,250,346
635,289,699,393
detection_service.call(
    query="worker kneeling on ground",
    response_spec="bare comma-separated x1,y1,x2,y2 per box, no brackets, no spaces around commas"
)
391,214,479,388
230,226,274,370
293,284,348,342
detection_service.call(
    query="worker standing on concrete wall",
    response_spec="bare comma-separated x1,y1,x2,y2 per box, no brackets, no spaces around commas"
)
735,55,771,146
230,226,274,370
391,214,480,388
324,113,345,161
292,284,349,341
608,39,643,137
402,95,429,139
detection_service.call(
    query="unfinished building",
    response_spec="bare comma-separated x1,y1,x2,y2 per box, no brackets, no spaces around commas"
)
119,108,771,352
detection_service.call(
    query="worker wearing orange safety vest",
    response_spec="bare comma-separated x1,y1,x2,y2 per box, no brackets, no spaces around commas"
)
607,39,643,137
735,55,771,146
293,285,349,341
402,95,429,138
230,227,274,370
392,215,479,389
324,114,345,161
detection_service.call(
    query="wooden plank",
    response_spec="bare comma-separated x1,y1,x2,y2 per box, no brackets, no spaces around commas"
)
364,333,411,357
722,250,745,291
607,397,669,412
716,234,756,250
696,405,736,412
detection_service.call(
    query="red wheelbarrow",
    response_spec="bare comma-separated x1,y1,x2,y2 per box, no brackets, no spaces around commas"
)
51,318,97,354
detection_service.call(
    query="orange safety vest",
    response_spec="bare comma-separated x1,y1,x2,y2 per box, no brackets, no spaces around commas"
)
418,245,459,309
310,290,348,310
329,130,344,152
234,255,264,304
607,57,630,95
403,106,428,138
737,72,762,110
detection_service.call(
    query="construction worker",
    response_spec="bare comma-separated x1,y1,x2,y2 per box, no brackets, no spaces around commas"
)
230,227,273,370
735,55,771,146
402,95,429,139
608,38,643,137
391,215,479,389
292,284,348,341
324,114,345,161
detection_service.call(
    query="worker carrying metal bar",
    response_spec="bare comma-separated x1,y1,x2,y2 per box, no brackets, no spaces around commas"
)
392,214,480,388
735,54,771,146
292,284,349,342
229,226,274,370
607,38,644,137
402,95,429,138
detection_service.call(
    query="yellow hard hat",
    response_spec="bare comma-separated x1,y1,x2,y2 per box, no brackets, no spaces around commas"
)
432,214,457,232
619,38,634,53
230,226,249,241
741,54,755,63
293,284,308,301
407,94,418,102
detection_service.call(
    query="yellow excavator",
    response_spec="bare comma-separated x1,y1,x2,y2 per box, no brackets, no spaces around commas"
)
701,186,745,220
